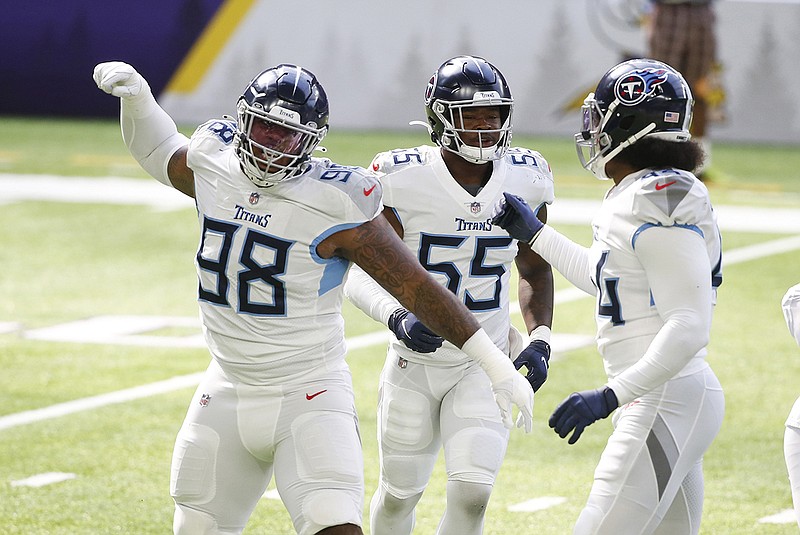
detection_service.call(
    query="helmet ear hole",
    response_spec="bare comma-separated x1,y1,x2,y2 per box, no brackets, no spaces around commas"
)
619,114,636,131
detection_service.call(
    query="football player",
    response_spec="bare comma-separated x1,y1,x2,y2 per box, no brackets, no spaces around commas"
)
492,58,724,534
781,284,800,529
344,55,554,535
93,61,534,535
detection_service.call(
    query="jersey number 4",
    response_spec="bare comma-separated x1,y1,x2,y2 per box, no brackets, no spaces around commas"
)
596,250,624,325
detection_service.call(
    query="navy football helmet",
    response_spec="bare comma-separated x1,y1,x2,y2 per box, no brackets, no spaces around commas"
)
425,55,513,163
575,58,693,179
235,64,329,186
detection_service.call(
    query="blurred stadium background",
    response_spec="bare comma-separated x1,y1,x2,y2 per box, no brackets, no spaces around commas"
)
2,0,800,143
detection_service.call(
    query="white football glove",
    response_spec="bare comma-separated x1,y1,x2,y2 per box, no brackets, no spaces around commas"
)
492,373,534,433
93,61,148,98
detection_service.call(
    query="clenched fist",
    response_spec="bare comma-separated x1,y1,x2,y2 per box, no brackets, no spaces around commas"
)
93,61,148,98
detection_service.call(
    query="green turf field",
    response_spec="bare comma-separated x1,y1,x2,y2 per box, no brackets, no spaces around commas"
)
1,117,799,533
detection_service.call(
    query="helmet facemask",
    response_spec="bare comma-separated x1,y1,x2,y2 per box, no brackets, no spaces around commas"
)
432,97,512,164
235,100,327,187
574,95,656,180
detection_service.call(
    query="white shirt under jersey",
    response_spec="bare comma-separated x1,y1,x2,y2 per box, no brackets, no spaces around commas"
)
186,119,382,385
535,167,722,404
348,145,554,366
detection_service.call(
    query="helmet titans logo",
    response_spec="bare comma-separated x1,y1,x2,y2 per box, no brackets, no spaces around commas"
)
614,68,668,106
425,74,437,103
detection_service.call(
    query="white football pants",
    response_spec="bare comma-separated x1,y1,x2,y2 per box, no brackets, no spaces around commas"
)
573,365,724,534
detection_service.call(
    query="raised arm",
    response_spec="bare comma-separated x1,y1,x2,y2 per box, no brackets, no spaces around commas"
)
93,61,195,198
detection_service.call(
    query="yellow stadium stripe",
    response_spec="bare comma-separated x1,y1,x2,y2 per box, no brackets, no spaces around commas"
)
166,0,257,93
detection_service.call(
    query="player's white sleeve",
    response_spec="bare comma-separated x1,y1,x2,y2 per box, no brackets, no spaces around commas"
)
530,225,596,295
120,83,188,187
606,226,713,405
344,264,402,326
782,284,800,347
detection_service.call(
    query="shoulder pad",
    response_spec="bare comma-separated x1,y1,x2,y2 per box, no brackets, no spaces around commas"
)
634,169,708,225
505,148,553,176
310,160,382,218
370,145,437,176
191,119,238,149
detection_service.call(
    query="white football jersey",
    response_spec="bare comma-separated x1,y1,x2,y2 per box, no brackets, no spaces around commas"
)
186,119,382,385
589,168,722,378
372,145,555,365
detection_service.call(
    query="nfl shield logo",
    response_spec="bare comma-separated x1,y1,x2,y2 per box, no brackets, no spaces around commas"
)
249,192,260,205
470,202,482,214
199,394,211,407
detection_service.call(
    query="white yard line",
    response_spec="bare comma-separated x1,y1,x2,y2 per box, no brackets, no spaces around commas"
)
0,174,193,211
11,472,76,488
758,509,797,524
0,373,203,431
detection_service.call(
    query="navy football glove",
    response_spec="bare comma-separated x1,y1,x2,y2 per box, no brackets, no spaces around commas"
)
513,339,551,392
388,308,444,353
549,387,619,444
491,192,544,244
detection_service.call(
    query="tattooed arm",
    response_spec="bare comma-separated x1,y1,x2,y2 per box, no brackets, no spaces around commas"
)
321,213,535,431
322,213,478,346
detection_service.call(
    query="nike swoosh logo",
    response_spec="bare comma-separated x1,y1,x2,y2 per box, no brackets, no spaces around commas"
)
363,184,377,196
655,180,677,190
305,389,327,400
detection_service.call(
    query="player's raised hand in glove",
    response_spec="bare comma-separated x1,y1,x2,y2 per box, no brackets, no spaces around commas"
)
492,373,534,433
514,339,550,392
549,387,618,444
388,308,444,353
491,192,544,244
93,62,148,98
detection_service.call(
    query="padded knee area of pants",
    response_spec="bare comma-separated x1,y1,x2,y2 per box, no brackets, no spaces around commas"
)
382,452,438,499
170,423,220,504
301,489,362,535
444,427,505,484
381,384,433,448
173,504,233,535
